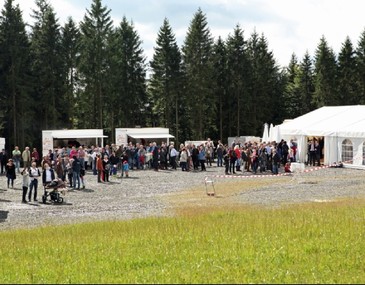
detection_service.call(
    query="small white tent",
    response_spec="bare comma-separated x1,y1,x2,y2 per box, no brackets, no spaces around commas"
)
275,105,365,168
115,128,174,146
42,129,107,156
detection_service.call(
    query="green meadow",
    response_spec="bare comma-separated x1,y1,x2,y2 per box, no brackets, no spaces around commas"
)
0,198,364,284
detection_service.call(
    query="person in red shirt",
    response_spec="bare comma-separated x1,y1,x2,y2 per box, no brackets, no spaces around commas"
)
31,148,40,166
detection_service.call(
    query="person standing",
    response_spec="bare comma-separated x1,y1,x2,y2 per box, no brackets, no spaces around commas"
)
122,160,129,178
198,145,206,171
22,146,31,169
72,155,81,190
169,143,178,170
96,154,104,182
78,146,86,170
5,159,16,188
102,155,111,182
216,143,223,167
55,156,65,181
159,144,167,170
229,147,237,174
109,151,119,177
29,161,41,202
21,167,30,203
0,149,8,175
191,145,199,171
272,149,281,175
31,148,40,166
152,142,159,171
12,146,21,173
42,163,55,196
179,147,188,171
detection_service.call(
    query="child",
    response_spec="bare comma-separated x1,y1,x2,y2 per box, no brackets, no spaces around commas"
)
122,160,129,178
284,161,291,173
21,167,30,203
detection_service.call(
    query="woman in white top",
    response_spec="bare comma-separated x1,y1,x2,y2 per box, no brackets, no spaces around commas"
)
29,161,41,202
21,167,30,203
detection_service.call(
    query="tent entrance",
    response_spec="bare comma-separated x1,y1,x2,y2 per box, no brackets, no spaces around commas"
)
306,136,324,166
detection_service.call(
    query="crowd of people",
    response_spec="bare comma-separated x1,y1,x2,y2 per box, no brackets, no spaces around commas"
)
0,138,303,204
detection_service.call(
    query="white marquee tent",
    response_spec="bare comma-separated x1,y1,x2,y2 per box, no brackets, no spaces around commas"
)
271,105,365,168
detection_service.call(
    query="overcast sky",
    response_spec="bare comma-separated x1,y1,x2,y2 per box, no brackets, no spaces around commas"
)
3,0,365,68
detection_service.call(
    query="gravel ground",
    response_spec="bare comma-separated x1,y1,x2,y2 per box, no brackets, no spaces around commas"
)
1,164,365,231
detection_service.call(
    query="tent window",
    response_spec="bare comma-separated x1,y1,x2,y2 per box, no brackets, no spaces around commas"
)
341,139,353,164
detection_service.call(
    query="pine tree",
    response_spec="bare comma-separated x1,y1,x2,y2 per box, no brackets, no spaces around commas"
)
298,51,315,115
79,0,113,129
112,16,147,130
0,0,32,148
247,31,280,135
30,0,65,130
182,8,214,140
355,29,365,104
60,17,81,128
211,36,227,142
313,36,339,107
149,18,183,142
226,24,249,136
283,54,302,119
337,37,359,105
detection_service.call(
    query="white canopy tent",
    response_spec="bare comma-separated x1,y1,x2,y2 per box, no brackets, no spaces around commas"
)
115,127,174,146
274,105,365,168
42,129,107,156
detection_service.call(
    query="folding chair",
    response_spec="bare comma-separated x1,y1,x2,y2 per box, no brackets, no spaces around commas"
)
204,177,216,196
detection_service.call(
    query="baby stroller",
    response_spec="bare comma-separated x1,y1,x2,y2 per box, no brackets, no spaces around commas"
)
42,178,67,204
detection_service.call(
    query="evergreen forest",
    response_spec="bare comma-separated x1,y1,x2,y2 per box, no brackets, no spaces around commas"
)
1,0,365,151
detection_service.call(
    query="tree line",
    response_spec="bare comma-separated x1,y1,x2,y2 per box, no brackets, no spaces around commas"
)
1,0,365,152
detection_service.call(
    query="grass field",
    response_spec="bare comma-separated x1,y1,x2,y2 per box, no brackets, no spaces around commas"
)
0,197,364,284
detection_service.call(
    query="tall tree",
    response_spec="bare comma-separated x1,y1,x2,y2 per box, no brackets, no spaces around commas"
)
149,18,183,142
337,37,359,105
313,36,338,107
111,16,147,133
247,31,280,135
298,51,315,115
30,0,65,131
211,36,227,141
226,24,249,136
355,29,365,104
182,8,214,140
0,0,32,149
282,54,302,119
60,17,81,128
79,0,113,129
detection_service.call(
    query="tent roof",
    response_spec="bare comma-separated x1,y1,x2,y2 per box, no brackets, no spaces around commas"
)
278,105,365,138
43,129,107,139
127,133,175,139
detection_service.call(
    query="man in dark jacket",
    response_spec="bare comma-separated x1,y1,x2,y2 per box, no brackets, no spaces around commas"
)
71,156,81,189
152,142,159,171
272,149,281,175
0,149,8,175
